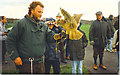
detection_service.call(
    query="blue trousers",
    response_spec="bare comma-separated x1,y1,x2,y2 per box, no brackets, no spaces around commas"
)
105,38,113,51
71,60,83,74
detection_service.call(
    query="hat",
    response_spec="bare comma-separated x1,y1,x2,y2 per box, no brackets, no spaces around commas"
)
56,13,62,17
46,17,56,22
96,11,102,15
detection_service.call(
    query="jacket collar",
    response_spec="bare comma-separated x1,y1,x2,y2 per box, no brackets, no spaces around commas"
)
97,19,103,22
25,14,38,24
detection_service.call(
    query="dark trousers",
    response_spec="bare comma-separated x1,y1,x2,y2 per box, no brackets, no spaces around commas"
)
66,44,70,57
59,42,65,60
93,47,104,65
45,59,60,74
2,40,6,62
17,61,45,74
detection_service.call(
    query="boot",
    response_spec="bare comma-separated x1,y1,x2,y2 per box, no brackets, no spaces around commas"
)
99,57,107,70
93,64,98,70
99,64,107,70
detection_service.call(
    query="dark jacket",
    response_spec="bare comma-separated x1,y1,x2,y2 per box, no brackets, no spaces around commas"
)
107,18,114,37
89,19,111,49
5,15,55,61
116,30,119,51
67,29,88,61
114,20,119,30
45,26,62,60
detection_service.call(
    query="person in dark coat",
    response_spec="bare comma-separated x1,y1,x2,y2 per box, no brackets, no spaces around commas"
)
44,18,62,74
67,27,88,74
105,15,115,52
89,11,111,70
101,16,107,22
56,13,67,63
113,16,119,30
5,1,61,74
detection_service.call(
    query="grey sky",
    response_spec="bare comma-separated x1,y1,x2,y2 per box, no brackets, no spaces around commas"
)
0,0,119,20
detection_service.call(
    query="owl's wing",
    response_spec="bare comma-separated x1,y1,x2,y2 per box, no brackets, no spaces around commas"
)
72,14,83,25
60,8,72,23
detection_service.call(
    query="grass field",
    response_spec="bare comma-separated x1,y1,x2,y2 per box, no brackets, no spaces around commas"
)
80,24,91,44
50,64,90,74
2,64,90,74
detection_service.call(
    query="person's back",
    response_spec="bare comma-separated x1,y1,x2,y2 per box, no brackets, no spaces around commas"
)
105,15,115,52
114,19,119,30
107,15,114,37
67,29,88,74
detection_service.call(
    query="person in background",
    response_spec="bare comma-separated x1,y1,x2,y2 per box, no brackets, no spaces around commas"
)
5,1,60,74
104,15,115,52
67,23,88,74
65,20,83,60
65,21,82,60
77,22,82,30
112,29,119,72
44,18,63,74
41,17,46,23
113,16,119,30
101,16,107,22
56,13,67,63
89,11,111,70
0,16,8,64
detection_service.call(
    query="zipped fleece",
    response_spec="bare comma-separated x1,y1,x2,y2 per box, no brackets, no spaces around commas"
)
5,15,55,60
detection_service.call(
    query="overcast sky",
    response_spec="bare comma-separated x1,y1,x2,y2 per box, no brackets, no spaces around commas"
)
0,0,119,20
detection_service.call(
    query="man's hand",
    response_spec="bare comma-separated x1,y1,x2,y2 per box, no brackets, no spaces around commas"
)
90,41,94,45
54,31,66,40
2,32,7,36
14,57,22,65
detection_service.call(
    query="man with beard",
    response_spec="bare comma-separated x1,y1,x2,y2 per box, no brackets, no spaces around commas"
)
5,1,60,74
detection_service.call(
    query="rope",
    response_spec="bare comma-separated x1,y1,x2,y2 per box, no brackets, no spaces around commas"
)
56,40,57,54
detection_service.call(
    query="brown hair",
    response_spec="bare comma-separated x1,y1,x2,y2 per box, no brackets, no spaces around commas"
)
28,1,44,15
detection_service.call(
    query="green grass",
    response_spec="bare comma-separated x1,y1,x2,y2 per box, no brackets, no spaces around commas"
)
2,65,90,74
2,69,19,74
5,23,14,29
80,24,91,44
50,64,90,74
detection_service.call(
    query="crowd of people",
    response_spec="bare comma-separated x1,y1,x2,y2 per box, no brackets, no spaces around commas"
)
0,1,119,74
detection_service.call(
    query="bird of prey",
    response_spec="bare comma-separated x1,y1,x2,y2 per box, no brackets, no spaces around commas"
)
58,8,83,40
